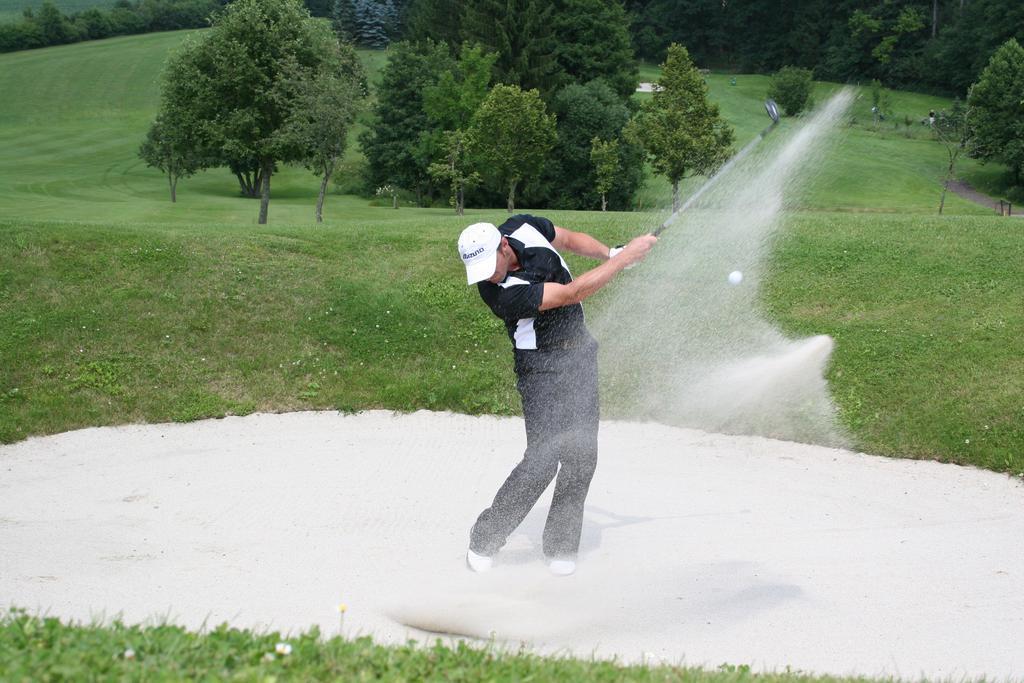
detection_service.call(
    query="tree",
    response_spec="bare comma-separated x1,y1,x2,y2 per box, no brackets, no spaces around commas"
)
626,43,734,212
537,78,644,210
934,98,972,214
467,84,556,213
928,0,1024,96
422,43,496,130
461,0,563,97
549,0,638,100
158,0,341,224
421,43,496,213
767,66,814,116
428,130,481,214
403,0,461,48
276,45,367,222
331,0,356,41
968,38,1024,187
359,40,456,204
868,78,893,129
37,1,75,45
353,0,389,47
590,136,619,211
138,114,205,202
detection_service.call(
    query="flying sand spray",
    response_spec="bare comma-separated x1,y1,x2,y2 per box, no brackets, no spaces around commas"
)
596,89,855,446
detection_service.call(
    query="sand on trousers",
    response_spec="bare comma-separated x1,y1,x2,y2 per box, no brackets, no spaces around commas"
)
1,410,1022,680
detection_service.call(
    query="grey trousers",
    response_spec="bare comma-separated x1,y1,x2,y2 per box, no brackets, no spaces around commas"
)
469,338,599,559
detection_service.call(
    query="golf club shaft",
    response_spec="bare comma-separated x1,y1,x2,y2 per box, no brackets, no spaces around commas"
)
652,118,780,237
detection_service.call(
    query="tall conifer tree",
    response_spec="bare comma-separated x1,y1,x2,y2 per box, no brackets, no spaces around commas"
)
461,0,563,96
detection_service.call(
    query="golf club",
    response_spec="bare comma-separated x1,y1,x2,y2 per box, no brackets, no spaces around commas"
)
652,98,781,237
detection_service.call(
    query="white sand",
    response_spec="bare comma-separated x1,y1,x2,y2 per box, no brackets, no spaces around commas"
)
1,410,1022,680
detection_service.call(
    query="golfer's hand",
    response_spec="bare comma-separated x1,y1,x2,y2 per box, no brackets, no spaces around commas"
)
618,234,657,267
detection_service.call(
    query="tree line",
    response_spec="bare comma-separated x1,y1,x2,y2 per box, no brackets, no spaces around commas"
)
140,0,742,221
7,0,1019,102
136,0,1022,219
0,0,222,52
625,0,1024,97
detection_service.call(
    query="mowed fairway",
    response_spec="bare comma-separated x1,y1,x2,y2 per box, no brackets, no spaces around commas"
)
0,30,382,225
0,33,1022,474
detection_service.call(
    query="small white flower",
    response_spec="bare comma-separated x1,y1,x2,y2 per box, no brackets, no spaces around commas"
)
965,439,970,444
275,642,292,656
123,648,135,660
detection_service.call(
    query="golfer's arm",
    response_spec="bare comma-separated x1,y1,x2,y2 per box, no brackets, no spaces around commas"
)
539,258,626,311
552,226,611,260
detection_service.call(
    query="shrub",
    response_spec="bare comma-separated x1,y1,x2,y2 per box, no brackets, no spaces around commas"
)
767,66,814,116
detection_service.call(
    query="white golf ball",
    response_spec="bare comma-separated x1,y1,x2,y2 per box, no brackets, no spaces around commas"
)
728,270,743,285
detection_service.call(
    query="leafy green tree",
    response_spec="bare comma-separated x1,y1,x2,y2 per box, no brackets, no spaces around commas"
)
359,40,456,204
74,9,113,40
159,0,348,224
402,0,461,48
461,0,563,96
138,114,205,203
626,43,734,212
968,38,1024,186
590,136,619,211
37,1,76,44
550,0,638,100
467,84,556,213
276,47,367,222
428,130,481,214
537,78,643,210
767,66,814,116
928,0,1024,96
422,43,496,130
420,43,495,213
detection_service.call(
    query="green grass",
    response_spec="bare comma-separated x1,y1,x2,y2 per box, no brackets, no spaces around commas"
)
0,30,383,226
0,31,1019,471
634,72,991,214
2,34,1023,683
2,210,1021,475
765,213,1024,472
0,35,998,227
0,607,888,683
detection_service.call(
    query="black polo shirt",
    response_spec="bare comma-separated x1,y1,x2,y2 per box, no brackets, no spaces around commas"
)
477,214,588,350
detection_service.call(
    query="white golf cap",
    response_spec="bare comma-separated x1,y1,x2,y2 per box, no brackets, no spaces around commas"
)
458,222,501,284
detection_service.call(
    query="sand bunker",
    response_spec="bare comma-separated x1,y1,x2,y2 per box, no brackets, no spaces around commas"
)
1,410,1022,679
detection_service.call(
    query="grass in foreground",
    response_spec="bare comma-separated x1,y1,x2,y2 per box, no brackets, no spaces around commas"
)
1,210,1022,475
0,607,899,683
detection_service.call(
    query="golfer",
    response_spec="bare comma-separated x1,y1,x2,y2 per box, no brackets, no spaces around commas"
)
458,215,656,576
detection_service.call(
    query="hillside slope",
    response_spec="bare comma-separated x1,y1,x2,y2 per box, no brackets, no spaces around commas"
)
0,30,992,224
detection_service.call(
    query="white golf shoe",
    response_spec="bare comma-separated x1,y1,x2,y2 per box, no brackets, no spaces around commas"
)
466,549,493,573
548,559,576,576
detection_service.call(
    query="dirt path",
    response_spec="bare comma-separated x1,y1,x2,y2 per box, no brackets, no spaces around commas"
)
947,178,1020,215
